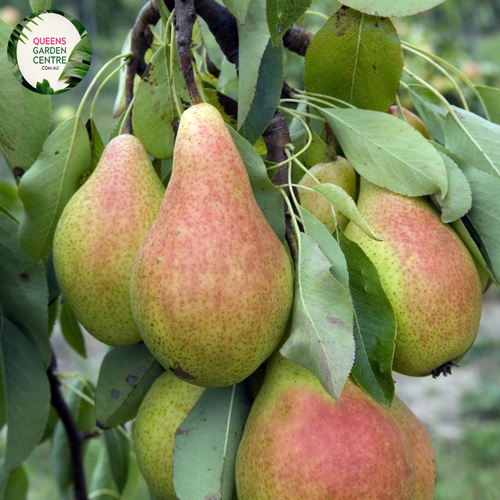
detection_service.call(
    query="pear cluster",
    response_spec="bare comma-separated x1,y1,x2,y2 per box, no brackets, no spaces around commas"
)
52,103,484,499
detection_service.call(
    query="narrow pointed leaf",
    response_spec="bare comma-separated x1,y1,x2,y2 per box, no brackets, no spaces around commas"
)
17,116,91,263
444,106,500,179
304,8,403,112
340,0,447,17
475,85,500,125
86,118,105,171
173,383,252,500
104,427,130,494
336,230,396,406
59,301,86,357
95,343,165,428
0,212,50,366
267,0,312,46
0,320,50,475
281,232,355,401
88,442,119,500
321,107,448,197
314,183,380,240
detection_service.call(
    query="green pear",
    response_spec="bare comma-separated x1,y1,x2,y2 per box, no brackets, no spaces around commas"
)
235,353,416,499
130,103,294,387
297,156,357,231
344,178,482,376
53,134,165,346
133,371,206,500
388,395,437,500
388,106,433,140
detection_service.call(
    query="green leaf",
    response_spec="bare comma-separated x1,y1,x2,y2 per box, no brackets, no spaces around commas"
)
50,379,95,498
95,343,165,429
228,126,285,241
476,85,500,125
30,0,52,11
222,0,252,24
336,229,396,406
431,144,472,223
86,118,105,172
0,319,51,475
104,427,129,494
59,302,86,357
321,107,449,197
0,18,12,45
267,0,311,46
173,383,252,500
88,441,119,500
313,183,380,240
340,0,447,17
216,56,237,91
0,39,23,151
303,8,403,112
239,38,283,145
407,83,448,144
299,206,349,289
280,232,355,401
0,465,29,500
444,106,500,179
237,0,270,129
35,79,55,95
0,86,51,173
17,116,91,263
59,35,92,82
133,45,189,160
0,212,51,366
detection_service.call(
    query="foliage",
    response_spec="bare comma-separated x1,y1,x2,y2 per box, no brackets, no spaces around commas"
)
1,0,500,498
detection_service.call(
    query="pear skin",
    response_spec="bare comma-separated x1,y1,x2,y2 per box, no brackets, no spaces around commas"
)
133,371,206,500
388,395,437,500
388,106,433,140
235,353,416,500
344,178,482,376
297,156,357,231
130,103,294,387
53,134,165,346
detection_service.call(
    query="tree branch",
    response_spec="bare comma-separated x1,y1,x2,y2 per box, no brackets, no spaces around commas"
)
282,24,313,56
47,354,88,500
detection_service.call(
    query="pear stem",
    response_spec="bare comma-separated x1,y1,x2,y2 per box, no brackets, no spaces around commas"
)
324,123,337,162
175,0,201,105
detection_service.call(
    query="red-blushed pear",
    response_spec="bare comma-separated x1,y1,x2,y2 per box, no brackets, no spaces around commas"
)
344,178,482,377
235,353,416,500
53,134,165,346
130,103,294,387
133,371,206,500
388,395,437,500
297,155,357,232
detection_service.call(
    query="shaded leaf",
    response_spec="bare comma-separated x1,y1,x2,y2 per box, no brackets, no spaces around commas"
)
321,107,448,197
29,0,52,10
337,229,396,406
104,427,129,494
340,0,446,17
0,18,12,45
95,343,165,429
88,442,119,500
267,0,312,46
0,212,51,365
280,232,355,401
304,8,403,112
0,39,23,151
476,85,500,125
17,116,91,263
173,383,252,500
86,118,105,171
0,465,29,500
59,301,86,358
0,319,51,475
222,0,252,24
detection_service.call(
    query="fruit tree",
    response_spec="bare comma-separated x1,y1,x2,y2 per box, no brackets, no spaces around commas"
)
1,0,500,499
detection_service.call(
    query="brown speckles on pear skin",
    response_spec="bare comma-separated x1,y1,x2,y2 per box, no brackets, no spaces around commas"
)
130,103,294,387
344,178,482,376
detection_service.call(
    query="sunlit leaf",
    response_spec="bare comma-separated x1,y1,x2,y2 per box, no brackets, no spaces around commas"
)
340,0,446,17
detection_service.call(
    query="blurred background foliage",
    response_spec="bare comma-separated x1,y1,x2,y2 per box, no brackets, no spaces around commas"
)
1,0,500,499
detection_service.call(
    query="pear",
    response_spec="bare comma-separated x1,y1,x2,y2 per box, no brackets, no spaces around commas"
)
297,155,357,231
133,371,206,500
388,105,433,140
388,395,437,500
53,134,165,346
344,178,482,376
130,103,294,387
235,353,416,500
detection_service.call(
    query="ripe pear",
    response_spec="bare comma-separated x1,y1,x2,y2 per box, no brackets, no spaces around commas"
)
133,371,206,500
344,178,482,376
388,395,437,500
235,353,416,499
388,105,433,140
297,155,357,231
53,134,165,346
130,103,294,387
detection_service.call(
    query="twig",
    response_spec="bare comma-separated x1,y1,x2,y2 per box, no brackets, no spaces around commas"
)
282,24,313,56
47,354,88,500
